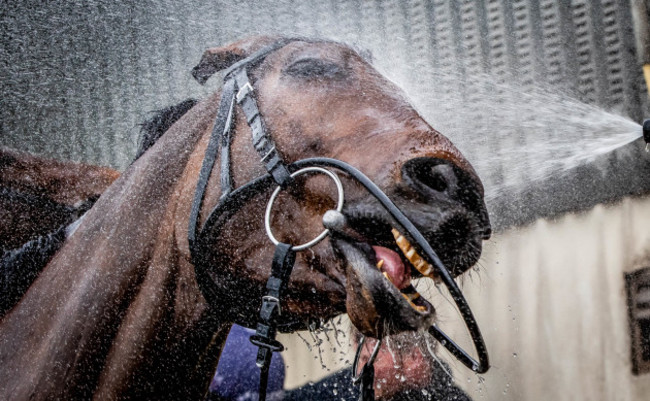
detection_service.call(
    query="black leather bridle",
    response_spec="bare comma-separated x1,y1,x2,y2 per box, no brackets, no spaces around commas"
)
187,39,489,401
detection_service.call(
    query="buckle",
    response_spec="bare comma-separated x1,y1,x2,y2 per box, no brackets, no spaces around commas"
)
250,335,285,353
260,146,277,163
236,82,254,103
262,295,281,316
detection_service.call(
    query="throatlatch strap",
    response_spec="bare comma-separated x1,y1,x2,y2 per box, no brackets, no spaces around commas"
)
188,79,237,257
249,242,296,401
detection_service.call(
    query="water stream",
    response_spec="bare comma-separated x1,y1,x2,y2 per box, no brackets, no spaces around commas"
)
385,67,645,203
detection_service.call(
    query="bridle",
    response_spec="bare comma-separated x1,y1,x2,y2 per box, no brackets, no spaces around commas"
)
188,38,489,401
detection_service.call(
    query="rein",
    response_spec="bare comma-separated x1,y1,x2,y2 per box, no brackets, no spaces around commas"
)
188,39,489,401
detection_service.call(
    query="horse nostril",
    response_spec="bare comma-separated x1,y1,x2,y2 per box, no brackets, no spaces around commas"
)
402,158,459,198
428,164,458,195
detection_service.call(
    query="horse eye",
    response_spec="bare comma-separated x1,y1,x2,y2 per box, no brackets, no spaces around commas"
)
283,58,346,79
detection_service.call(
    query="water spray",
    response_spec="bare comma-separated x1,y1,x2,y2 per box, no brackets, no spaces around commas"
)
644,119,650,151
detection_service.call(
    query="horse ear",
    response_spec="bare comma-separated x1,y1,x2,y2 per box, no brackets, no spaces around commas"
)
192,36,282,85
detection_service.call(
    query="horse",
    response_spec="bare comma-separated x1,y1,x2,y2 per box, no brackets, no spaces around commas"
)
0,148,119,317
0,100,197,319
0,147,119,253
0,36,491,400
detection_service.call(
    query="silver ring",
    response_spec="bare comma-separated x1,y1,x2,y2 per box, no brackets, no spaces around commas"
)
352,336,382,384
265,167,344,251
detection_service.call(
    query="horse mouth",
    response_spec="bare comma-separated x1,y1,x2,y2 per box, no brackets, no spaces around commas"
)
374,229,440,312
331,210,455,337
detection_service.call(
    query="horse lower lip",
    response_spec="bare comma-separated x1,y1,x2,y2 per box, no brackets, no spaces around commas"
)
329,221,438,312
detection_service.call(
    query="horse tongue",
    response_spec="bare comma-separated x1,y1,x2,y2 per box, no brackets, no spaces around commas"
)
372,246,410,290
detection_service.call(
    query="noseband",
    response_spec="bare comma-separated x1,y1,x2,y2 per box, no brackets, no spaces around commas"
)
188,39,489,400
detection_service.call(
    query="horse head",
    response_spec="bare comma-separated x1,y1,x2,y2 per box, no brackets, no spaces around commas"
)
0,36,491,400
188,36,491,339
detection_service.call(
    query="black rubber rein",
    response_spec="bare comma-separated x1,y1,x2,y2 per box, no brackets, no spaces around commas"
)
195,157,489,373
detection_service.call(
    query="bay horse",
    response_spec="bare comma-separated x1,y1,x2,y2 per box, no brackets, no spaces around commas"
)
0,36,491,400
0,148,119,317
0,100,196,318
0,147,119,253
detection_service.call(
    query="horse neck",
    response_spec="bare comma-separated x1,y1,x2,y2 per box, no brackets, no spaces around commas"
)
0,95,234,400
0,147,119,206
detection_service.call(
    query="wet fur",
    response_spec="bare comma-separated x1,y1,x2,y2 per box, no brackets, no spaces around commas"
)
0,100,197,319
0,37,489,400
0,225,68,317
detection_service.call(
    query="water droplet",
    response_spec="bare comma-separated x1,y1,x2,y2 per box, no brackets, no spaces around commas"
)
513,352,518,358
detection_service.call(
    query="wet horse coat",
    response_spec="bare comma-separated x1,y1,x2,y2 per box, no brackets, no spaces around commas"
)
0,101,200,319
0,37,490,400
0,147,119,252
0,148,119,317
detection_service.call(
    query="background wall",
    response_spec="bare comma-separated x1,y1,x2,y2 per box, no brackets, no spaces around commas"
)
443,196,650,400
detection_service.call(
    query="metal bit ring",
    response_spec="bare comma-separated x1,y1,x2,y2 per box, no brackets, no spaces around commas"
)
265,167,344,251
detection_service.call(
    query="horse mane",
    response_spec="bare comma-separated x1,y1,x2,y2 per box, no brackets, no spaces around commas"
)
134,98,198,161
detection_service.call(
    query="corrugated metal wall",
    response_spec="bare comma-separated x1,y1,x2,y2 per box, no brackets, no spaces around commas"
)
1,0,644,170
440,197,650,400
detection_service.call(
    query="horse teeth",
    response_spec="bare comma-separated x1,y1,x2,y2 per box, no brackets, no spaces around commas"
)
391,227,437,279
392,229,409,247
400,292,427,313
405,248,416,260
376,259,384,269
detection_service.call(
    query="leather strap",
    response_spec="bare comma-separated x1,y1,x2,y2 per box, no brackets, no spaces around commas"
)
249,242,296,401
233,68,292,188
190,39,300,262
357,363,375,401
188,78,237,256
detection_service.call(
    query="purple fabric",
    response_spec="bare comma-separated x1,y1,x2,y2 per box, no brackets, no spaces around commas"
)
209,324,285,400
